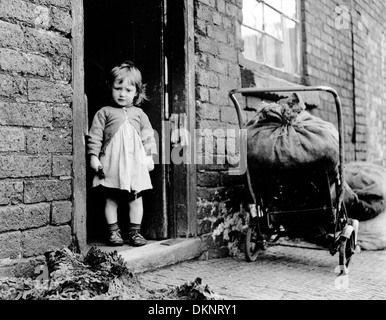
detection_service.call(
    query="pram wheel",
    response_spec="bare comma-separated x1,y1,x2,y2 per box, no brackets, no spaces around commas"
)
245,224,267,262
338,230,356,275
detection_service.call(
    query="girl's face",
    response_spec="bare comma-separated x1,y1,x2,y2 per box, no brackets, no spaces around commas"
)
112,77,137,108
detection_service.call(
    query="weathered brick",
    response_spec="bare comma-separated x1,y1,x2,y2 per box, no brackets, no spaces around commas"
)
0,127,25,152
0,20,24,48
196,2,213,22
0,203,50,232
208,56,228,75
197,102,221,121
220,106,239,124
0,102,52,127
197,186,225,202
0,231,22,259
52,58,71,82
0,206,23,232
196,87,210,102
196,69,219,88
50,6,71,34
209,88,230,106
195,18,208,36
0,74,27,97
0,155,51,178
225,2,237,17
23,203,50,228
196,36,219,56
222,16,234,30
234,0,243,9
0,0,49,28
216,0,226,13
0,181,23,205
51,200,71,225
27,79,73,103
26,128,72,154
52,104,72,128
228,63,241,78
0,48,52,77
24,179,72,204
197,171,220,187
52,155,72,176
212,11,222,26
24,27,72,58
27,0,71,10
217,43,238,62
198,0,216,7
22,225,72,257
207,26,228,43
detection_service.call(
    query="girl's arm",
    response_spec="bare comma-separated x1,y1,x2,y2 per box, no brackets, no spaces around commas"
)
86,109,106,171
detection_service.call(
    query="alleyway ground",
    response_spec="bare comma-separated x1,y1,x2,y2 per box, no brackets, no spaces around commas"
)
138,244,386,300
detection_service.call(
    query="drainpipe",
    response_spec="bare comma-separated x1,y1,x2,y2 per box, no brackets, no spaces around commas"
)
350,1,357,160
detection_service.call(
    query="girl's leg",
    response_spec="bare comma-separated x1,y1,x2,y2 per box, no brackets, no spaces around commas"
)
128,196,143,224
105,197,123,246
105,197,119,224
128,196,147,246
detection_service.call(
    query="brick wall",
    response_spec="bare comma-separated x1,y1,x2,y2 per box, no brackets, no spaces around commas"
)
302,0,386,165
194,0,250,239
0,0,73,262
194,0,386,239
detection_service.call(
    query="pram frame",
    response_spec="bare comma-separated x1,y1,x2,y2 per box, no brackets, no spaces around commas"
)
229,86,359,275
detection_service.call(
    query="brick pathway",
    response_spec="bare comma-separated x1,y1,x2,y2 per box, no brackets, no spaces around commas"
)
138,245,386,300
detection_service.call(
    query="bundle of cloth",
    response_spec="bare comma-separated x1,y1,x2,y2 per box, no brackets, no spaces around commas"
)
343,161,386,251
246,93,339,180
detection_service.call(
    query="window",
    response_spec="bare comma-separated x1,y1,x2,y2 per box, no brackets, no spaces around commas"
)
241,0,301,74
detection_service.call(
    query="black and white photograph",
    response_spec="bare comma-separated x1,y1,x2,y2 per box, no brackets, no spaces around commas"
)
0,0,385,310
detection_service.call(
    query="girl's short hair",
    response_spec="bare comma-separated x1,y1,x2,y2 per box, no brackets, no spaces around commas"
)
108,60,148,106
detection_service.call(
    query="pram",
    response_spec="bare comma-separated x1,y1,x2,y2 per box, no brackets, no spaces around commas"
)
229,86,359,275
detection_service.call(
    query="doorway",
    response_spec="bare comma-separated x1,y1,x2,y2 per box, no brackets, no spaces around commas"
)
84,0,169,242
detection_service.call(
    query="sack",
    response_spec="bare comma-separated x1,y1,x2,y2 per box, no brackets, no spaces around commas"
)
357,210,386,251
246,93,339,179
343,161,386,251
345,161,386,221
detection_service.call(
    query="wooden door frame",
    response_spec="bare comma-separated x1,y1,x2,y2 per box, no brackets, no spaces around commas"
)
71,0,196,251
72,0,87,252
167,0,197,237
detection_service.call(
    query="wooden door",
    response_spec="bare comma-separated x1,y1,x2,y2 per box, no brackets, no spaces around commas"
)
84,0,168,241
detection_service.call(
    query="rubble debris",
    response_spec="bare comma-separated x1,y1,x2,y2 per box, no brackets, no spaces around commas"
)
0,246,223,300
165,277,224,300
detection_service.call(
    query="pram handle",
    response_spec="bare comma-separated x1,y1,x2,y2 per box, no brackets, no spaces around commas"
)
229,86,345,209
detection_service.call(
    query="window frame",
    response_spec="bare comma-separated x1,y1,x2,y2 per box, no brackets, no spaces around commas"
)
241,0,303,77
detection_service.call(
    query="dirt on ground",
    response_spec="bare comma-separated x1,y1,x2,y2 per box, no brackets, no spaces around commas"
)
0,246,224,300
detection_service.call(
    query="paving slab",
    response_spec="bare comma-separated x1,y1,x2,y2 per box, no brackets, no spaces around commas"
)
93,237,207,273
138,244,386,300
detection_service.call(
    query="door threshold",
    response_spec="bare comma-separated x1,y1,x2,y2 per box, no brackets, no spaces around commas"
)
86,237,207,274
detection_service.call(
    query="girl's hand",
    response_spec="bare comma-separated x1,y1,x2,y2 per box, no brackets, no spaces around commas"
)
90,155,102,172
145,155,154,172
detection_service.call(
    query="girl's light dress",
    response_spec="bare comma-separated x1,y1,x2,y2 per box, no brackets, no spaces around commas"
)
92,108,152,194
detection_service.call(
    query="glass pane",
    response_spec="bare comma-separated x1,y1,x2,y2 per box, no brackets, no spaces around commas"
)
242,26,264,62
282,0,297,19
264,5,283,40
265,0,282,11
264,35,283,69
242,0,263,30
283,18,300,73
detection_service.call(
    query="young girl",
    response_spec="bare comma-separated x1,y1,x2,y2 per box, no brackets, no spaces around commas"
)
87,61,157,246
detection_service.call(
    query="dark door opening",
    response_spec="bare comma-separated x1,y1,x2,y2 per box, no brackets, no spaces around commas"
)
84,0,169,243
